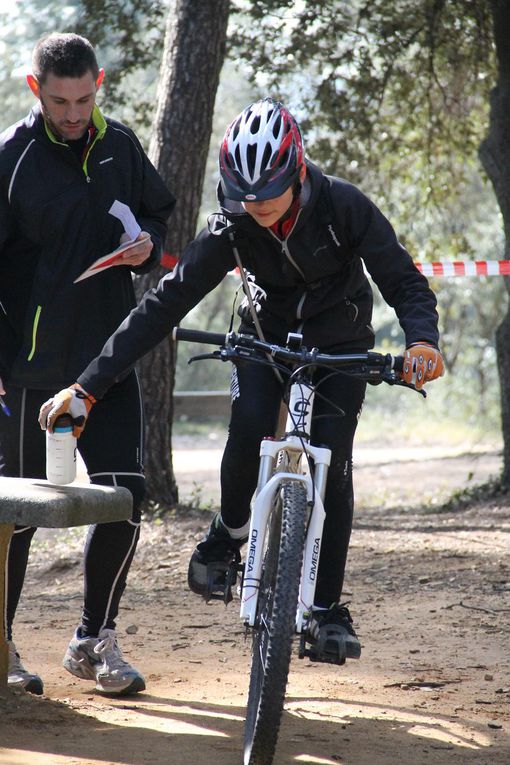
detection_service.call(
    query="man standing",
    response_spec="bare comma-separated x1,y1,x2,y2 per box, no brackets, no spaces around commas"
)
0,33,174,695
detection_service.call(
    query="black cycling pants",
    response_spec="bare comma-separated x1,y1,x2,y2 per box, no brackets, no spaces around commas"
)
220,360,366,608
0,372,145,639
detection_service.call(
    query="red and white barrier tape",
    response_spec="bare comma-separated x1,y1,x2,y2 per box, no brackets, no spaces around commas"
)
415,260,510,277
162,253,510,277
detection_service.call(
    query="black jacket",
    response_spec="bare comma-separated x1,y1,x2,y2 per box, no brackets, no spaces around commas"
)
79,161,439,399
0,104,175,389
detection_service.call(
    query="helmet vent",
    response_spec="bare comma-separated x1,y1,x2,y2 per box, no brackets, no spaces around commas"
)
278,148,289,168
219,98,304,201
247,143,257,174
261,143,273,170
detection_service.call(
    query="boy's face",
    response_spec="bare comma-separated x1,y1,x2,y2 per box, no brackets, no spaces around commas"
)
242,165,306,228
242,186,294,228
28,70,102,141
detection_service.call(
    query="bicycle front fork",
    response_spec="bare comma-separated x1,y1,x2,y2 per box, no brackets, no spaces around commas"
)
240,436,331,632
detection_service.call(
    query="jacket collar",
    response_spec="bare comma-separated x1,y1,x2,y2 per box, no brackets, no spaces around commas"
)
31,103,107,145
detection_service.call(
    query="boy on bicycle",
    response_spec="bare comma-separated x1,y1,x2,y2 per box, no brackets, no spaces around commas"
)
40,98,443,665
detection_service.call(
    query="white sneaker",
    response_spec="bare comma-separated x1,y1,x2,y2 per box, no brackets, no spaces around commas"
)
62,627,145,695
8,640,44,695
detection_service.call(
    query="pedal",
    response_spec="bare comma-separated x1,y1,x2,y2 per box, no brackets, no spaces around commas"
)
298,635,322,662
307,648,346,666
306,637,347,666
203,560,242,604
298,625,347,665
298,612,318,660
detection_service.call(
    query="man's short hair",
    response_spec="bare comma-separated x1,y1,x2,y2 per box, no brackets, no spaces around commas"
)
32,33,99,84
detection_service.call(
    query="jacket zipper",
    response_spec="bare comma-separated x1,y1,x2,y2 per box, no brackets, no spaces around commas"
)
82,129,102,181
268,209,308,320
24,110,107,364
25,138,90,362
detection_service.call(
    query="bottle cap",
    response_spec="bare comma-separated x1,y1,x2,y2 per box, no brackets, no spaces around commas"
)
54,413,74,432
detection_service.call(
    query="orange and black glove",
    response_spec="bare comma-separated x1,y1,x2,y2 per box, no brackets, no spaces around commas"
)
38,383,96,438
401,343,445,390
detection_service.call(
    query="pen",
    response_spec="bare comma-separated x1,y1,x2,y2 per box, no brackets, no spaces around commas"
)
0,395,11,417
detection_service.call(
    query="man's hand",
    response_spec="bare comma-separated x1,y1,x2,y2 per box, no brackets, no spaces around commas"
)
0,376,5,395
401,343,445,390
115,231,153,267
39,383,96,438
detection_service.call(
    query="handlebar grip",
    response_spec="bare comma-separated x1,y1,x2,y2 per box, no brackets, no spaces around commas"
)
393,355,404,373
172,327,229,346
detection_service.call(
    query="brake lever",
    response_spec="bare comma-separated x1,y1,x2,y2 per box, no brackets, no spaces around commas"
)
364,368,426,397
187,351,223,365
389,376,427,397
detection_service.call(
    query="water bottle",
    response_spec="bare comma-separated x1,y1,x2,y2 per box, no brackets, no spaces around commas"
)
46,413,77,485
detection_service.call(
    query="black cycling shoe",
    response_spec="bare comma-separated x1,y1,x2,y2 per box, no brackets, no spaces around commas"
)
305,603,361,665
188,514,247,603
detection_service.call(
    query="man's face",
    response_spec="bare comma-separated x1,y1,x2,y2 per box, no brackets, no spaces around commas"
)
37,71,98,141
242,185,295,228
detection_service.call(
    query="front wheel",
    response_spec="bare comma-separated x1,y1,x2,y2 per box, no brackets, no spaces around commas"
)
243,479,308,765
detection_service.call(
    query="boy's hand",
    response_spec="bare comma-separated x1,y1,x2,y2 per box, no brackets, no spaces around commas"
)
39,383,96,438
401,343,445,390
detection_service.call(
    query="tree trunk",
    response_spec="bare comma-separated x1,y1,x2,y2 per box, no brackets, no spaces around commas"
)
135,0,230,505
479,1,510,485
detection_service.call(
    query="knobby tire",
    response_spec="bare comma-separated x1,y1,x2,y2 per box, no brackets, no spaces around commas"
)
243,479,308,765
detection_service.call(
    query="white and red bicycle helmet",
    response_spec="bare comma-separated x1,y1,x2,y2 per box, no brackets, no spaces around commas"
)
219,98,304,202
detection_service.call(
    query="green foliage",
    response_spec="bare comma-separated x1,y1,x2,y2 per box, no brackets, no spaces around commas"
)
0,0,82,127
74,0,165,133
230,1,495,209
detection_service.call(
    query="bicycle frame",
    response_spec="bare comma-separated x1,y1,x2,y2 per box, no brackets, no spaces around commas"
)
172,326,419,765
172,325,415,629
240,376,331,633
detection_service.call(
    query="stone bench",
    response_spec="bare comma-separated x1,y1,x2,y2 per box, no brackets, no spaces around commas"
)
0,478,133,696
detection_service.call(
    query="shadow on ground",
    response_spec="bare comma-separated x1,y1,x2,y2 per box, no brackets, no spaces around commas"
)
1,687,508,765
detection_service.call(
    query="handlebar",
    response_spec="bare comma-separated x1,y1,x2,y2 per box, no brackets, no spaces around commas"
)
174,327,230,347
172,327,414,387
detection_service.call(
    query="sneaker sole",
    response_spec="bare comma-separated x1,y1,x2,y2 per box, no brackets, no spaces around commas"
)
63,652,145,694
8,676,44,695
95,675,146,695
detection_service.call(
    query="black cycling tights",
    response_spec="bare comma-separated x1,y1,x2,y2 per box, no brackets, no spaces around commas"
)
220,361,366,608
0,373,145,640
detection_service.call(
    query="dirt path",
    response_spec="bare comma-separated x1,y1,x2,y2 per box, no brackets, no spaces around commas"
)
1,447,509,765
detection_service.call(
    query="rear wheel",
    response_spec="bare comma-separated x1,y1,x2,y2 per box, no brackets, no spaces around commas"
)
243,479,308,765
